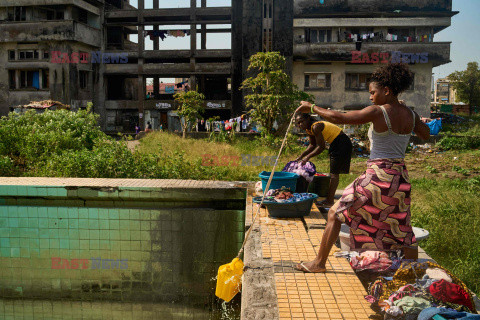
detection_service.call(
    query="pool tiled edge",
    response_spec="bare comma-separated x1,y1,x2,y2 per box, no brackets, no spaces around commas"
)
242,191,376,320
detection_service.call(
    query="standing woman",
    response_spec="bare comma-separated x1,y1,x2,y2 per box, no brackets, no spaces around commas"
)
295,113,353,206
294,63,430,273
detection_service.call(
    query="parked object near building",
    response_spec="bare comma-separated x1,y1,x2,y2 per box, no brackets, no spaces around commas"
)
13,100,70,114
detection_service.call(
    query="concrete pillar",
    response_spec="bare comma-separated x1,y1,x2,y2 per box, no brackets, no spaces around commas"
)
65,5,73,20
231,0,244,116
273,0,293,75
153,0,159,99
201,0,206,49
15,70,20,89
190,0,197,89
39,69,43,89
138,0,145,127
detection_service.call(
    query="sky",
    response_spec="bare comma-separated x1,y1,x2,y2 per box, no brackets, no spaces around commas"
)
129,0,479,81
432,0,480,80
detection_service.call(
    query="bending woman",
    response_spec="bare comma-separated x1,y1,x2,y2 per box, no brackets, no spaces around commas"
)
294,63,430,273
295,113,353,206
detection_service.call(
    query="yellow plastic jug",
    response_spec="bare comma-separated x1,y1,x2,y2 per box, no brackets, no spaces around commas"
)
215,258,244,302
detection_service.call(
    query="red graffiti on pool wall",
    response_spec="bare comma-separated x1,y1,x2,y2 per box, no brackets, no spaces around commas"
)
51,257,89,269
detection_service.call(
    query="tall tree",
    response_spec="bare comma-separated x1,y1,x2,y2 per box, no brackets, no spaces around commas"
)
241,52,312,136
448,62,480,106
174,90,205,138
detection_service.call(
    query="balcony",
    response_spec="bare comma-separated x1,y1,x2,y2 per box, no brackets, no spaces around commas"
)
293,42,451,67
294,0,455,17
105,100,139,110
105,7,231,25
0,20,101,47
107,100,232,110
105,49,231,60
104,62,231,75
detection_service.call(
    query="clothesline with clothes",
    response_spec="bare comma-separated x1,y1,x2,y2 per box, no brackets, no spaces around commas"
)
386,33,432,42
143,29,191,41
344,32,378,42
343,31,433,43
196,116,251,133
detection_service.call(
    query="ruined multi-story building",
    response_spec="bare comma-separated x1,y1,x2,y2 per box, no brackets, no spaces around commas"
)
0,0,456,133
289,0,456,115
0,0,102,120
434,77,457,104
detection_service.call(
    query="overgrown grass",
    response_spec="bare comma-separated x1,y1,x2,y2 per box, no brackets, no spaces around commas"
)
137,131,336,181
411,178,480,295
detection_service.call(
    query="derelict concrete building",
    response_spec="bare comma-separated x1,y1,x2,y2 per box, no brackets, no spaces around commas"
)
0,0,456,133
290,0,456,115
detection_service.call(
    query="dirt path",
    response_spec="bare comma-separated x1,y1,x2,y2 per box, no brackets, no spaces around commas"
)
127,140,140,151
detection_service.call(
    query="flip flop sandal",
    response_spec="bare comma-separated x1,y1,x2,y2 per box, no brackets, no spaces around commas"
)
295,262,326,273
294,262,311,273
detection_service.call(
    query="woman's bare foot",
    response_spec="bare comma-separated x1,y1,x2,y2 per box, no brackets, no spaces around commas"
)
294,261,327,273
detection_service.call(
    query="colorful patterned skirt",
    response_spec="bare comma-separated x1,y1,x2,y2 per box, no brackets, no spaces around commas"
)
335,158,417,250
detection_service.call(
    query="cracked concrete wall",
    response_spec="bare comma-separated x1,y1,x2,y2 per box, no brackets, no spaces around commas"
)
294,0,452,15
0,21,101,47
293,42,451,67
292,61,432,116
273,0,294,76
0,40,99,115
294,17,452,28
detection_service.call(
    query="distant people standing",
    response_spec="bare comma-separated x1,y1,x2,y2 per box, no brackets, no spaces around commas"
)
135,124,140,134
145,121,153,132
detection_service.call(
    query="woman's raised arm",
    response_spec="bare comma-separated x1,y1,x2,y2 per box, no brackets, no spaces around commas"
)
295,101,379,125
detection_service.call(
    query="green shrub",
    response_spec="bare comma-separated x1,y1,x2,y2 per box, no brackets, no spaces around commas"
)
437,135,480,150
0,155,16,176
425,165,439,174
0,109,102,171
453,165,470,176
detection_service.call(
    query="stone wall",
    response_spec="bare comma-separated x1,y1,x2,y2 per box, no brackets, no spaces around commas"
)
292,61,432,116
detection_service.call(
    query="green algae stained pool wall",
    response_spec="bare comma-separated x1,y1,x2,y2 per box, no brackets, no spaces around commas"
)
0,179,246,308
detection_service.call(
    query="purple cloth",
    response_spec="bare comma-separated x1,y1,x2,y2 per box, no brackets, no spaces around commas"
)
282,161,316,183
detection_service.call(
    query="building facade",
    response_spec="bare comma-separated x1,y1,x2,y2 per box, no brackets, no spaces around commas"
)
434,77,457,104
290,0,456,115
0,0,456,133
0,0,103,121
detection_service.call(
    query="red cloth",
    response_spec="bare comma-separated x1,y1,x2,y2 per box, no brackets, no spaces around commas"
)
429,279,474,312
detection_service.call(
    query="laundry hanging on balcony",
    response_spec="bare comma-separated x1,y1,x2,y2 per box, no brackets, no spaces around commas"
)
144,30,190,41
345,33,376,42
386,33,399,41
168,30,188,37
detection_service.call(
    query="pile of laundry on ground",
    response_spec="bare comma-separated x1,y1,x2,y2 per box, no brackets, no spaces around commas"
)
335,251,479,319
263,187,316,203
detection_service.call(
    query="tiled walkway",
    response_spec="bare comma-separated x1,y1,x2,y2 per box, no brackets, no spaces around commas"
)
246,195,377,320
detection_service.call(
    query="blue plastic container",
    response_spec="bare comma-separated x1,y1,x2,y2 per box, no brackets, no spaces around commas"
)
259,171,299,192
253,193,318,218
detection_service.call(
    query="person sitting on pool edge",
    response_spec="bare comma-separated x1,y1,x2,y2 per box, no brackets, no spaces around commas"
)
294,112,353,207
